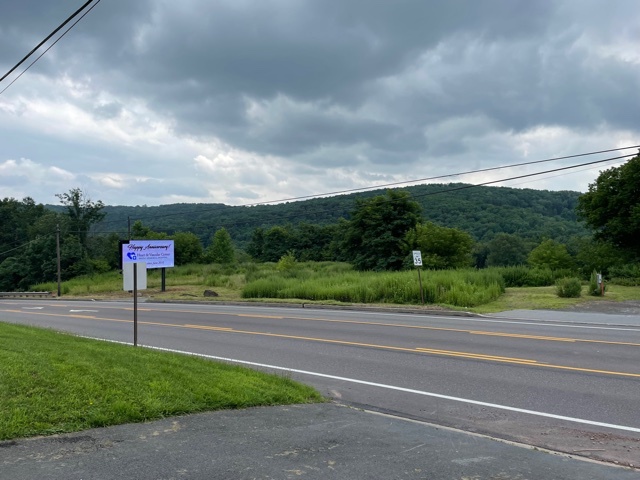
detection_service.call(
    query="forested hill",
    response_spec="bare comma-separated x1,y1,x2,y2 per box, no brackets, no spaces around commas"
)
88,183,587,246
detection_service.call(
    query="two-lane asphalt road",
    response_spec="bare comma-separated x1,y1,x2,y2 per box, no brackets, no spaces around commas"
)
2,299,640,464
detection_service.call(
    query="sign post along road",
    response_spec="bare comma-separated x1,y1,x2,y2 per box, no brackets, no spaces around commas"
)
412,250,424,305
122,240,174,346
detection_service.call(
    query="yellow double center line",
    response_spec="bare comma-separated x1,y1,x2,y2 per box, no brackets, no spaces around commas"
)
183,323,640,378
139,307,640,347
5,308,640,378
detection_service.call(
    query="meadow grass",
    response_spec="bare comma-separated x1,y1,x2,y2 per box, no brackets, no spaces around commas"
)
30,261,640,310
242,268,505,308
0,322,323,441
470,284,640,314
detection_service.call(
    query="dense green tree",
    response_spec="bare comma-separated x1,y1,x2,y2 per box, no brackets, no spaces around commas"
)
486,233,530,267
87,233,122,270
569,237,628,277
405,222,474,270
0,197,49,257
246,227,265,260
472,242,490,269
97,184,587,249
291,223,337,261
343,190,421,271
18,235,58,288
0,257,26,291
0,201,66,290
130,220,168,240
206,228,235,264
576,152,640,257
55,188,105,248
60,235,92,279
262,226,293,262
527,239,574,270
172,232,203,265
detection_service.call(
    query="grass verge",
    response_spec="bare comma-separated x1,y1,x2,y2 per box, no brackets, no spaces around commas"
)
0,322,323,441
31,262,640,311
470,284,640,314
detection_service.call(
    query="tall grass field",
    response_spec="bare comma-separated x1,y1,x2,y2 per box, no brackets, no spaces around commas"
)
31,261,640,309
242,268,505,307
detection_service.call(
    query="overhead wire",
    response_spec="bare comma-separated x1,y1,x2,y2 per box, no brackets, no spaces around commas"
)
94,145,640,229
202,152,636,229
0,0,102,95
87,150,639,242
4,152,634,256
0,235,54,258
406,153,635,201
505,157,630,188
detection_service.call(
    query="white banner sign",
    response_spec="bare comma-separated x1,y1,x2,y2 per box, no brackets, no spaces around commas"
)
122,240,175,269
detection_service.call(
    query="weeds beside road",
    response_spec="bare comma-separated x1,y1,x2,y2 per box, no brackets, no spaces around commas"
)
32,261,640,313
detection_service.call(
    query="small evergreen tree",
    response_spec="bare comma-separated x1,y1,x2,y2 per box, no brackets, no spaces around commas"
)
206,228,235,264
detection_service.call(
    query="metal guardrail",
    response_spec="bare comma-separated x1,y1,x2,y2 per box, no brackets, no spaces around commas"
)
0,291,53,298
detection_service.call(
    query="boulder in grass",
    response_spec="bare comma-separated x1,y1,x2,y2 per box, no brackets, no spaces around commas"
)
204,290,219,297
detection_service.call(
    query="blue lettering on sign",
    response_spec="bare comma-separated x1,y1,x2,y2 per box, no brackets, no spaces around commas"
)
127,252,137,260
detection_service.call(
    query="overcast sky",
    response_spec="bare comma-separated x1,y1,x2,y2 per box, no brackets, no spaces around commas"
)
1,0,638,207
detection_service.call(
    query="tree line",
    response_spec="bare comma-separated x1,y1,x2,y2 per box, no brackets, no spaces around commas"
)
93,182,588,247
1,152,639,291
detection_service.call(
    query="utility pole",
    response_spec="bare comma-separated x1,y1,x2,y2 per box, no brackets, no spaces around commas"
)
56,224,61,297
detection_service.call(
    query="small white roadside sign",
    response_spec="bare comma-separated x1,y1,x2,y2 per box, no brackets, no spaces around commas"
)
123,262,147,291
412,250,423,267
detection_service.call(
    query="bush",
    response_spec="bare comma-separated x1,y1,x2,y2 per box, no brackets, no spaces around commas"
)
276,251,297,271
494,266,556,287
555,277,582,298
608,264,640,286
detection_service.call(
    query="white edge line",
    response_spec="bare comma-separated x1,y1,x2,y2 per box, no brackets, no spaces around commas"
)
83,335,640,435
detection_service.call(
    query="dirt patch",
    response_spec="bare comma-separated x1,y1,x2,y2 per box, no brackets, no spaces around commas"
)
562,300,640,316
527,427,640,468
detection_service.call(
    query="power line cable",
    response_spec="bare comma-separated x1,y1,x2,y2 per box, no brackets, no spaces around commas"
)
213,153,636,229
96,145,639,228
0,0,101,95
506,158,629,188
0,235,54,258
100,151,636,235
406,153,635,201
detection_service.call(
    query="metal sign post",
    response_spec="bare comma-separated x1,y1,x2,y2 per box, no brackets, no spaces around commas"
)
123,261,147,347
133,263,138,346
412,250,424,305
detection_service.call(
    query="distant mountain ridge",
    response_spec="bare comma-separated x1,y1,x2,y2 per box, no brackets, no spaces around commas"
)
58,183,587,246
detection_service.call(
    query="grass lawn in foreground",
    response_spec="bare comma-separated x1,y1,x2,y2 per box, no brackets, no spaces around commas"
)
0,322,323,441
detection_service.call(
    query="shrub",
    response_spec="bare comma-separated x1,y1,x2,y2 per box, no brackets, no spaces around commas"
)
496,265,530,287
494,266,556,287
90,259,112,274
276,251,297,271
555,277,582,298
608,264,640,286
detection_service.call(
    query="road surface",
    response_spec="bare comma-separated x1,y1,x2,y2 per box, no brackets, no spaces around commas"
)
1,299,639,466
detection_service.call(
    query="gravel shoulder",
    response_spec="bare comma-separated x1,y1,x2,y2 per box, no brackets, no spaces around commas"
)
561,300,640,316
